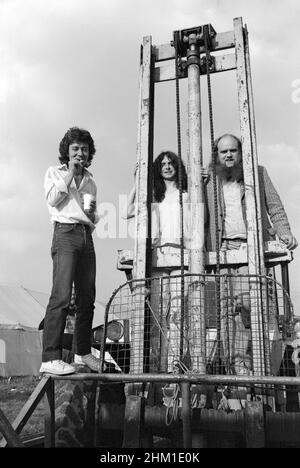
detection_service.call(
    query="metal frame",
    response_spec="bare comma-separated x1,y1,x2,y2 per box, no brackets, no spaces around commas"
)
127,17,293,379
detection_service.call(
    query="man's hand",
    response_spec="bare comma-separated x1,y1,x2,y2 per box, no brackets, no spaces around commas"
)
280,234,298,250
201,168,209,183
84,200,96,223
69,156,84,175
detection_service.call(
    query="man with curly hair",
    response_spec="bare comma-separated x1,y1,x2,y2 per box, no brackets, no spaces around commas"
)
40,127,100,375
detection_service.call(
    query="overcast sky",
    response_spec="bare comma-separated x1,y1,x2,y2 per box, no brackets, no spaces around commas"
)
1,0,300,317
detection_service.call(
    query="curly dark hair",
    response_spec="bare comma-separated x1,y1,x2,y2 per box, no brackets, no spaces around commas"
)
58,127,96,167
153,151,188,202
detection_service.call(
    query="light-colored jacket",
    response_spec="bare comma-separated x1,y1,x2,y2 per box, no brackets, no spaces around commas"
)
204,165,292,251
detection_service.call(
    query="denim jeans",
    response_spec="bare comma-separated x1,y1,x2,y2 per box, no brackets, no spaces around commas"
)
42,222,96,362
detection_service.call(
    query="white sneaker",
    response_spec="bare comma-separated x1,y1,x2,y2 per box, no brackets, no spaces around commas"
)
40,359,75,375
74,353,101,372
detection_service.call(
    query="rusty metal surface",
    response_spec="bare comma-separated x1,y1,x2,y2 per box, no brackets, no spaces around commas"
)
49,373,300,387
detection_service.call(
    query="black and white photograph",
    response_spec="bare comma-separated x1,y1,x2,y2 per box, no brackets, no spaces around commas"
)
1,0,300,453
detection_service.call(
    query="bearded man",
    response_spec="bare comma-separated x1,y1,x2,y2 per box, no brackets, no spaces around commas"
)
204,133,297,375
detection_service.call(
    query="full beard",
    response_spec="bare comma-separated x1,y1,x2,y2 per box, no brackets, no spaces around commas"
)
216,162,243,181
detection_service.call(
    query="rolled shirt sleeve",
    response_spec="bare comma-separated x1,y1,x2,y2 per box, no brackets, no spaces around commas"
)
44,166,69,207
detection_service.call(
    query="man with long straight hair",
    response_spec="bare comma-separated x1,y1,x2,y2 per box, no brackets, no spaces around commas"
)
125,151,190,372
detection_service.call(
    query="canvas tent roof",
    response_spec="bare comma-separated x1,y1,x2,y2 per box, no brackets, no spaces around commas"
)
0,285,107,377
0,285,45,330
0,285,106,330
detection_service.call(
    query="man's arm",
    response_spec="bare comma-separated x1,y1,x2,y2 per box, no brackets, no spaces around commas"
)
280,233,298,250
44,167,69,207
85,182,99,224
262,166,298,250
123,184,136,219
121,164,138,219
44,159,81,207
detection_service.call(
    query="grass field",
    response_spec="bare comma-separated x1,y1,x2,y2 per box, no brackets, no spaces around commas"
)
0,376,45,441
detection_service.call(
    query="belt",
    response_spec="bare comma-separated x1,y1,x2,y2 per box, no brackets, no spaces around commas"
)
55,222,90,230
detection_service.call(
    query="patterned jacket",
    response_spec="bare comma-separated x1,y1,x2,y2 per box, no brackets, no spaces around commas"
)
204,165,292,251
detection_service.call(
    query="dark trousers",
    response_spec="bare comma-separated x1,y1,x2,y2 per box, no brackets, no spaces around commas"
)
42,222,96,362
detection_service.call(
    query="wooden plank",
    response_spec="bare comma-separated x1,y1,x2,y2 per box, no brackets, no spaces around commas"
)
12,376,50,434
154,53,236,83
44,377,55,448
213,30,235,51
0,376,51,447
153,42,175,62
153,31,235,62
234,17,265,376
0,407,24,447
117,242,292,271
131,35,153,374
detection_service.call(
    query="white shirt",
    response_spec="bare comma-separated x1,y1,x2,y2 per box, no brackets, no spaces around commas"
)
222,180,246,239
44,164,98,230
152,190,190,247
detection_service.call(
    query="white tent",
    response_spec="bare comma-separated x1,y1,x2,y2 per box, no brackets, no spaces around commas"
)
0,285,44,376
0,285,106,377
27,288,106,329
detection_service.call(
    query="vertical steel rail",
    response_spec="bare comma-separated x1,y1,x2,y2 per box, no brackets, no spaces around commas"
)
244,24,271,377
244,24,265,276
123,36,154,449
131,36,154,374
174,35,187,366
203,26,222,373
234,17,266,376
187,36,206,373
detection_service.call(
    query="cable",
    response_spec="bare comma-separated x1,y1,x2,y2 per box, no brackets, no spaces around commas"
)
204,26,222,374
173,31,186,366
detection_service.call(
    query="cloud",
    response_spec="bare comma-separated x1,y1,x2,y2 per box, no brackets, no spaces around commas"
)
258,143,300,201
0,229,40,254
0,0,300,315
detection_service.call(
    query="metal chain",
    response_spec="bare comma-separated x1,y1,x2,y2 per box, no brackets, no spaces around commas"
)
174,32,186,365
203,26,222,373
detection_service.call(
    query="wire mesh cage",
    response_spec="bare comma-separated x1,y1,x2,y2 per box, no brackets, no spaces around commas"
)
97,273,297,381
